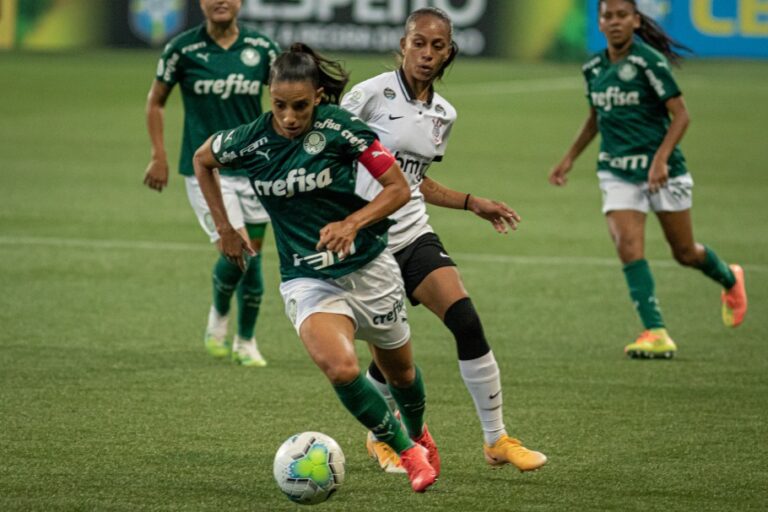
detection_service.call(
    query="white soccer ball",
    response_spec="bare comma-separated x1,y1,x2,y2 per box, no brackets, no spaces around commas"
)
273,431,346,505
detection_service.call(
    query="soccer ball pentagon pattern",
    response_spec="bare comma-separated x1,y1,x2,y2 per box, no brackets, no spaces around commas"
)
273,432,346,505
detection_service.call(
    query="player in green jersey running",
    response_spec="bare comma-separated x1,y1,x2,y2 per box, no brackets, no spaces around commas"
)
193,44,439,493
549,0,747,359
143,0,279,367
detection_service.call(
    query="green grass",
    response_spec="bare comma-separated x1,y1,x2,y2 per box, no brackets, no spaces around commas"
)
1,50,767,511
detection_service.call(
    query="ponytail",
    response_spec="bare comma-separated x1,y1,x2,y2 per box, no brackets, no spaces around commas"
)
635,12,691,65
269,42,350,104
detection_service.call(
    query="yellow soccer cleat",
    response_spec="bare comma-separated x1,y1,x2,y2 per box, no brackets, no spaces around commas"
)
483,435,548,471
624,329,677,359
722,264,747,328
366,431,406,474
231,336,267,367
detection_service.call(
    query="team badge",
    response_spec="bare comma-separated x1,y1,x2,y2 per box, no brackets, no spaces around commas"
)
435,104,446,116
129,0,186,45
303,131,327,155
383,88,396,100
618,63,637,82
241,48,261,67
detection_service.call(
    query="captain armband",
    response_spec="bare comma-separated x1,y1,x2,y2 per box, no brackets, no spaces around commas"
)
358,139,396,179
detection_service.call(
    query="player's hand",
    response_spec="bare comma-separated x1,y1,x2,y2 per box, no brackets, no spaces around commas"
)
217,226,256,271
548,158,573,186
468,196,521,234
143,158,169,192
648,158,669,194
316,220,358,258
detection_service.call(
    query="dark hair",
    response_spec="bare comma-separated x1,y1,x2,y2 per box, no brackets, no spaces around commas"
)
403,7,459,80
599,0,691,64
269,42,350,104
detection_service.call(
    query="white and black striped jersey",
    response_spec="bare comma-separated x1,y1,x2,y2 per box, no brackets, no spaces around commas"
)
341,69,457,253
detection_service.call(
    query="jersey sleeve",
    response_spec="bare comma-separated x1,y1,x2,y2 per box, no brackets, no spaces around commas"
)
644,56,681,102
210,122,258,169
336,107,379,159
155,41,182,87
340,84,376,121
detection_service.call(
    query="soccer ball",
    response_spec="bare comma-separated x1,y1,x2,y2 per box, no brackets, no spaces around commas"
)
273,431,346,505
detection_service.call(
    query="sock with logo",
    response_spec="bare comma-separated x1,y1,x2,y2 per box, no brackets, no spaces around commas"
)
212,254,244,316
236,252,263,339
388,366,427,440
698,245,737,289
366,362,397,413
333,372,412,453
458,351,506,445
623,259,665,329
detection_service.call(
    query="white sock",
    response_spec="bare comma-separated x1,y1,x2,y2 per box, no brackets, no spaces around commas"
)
366,369,397,413
458,351,506,445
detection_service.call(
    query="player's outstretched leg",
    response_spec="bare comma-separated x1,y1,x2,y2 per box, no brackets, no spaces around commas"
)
721,264,747,327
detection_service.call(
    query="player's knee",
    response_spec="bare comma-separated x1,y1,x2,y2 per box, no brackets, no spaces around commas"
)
443,297,491,361
383,365,415,389
671,246,700,267
321,358,360,385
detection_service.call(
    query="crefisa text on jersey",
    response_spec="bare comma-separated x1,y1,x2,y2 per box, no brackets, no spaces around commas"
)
194,74,263,99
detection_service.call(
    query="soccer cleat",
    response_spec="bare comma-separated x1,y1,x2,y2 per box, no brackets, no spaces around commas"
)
722,264,747,328
483,435,548,471
413,424,441,476
624,329,677,359
366,431,406,474
231,335,267,367
204,305,230,358
399,444,437,493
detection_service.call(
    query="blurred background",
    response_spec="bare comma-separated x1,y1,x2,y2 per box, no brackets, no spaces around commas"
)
3,0,767,60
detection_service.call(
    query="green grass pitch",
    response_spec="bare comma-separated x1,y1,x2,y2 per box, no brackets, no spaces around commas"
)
1,51,767,511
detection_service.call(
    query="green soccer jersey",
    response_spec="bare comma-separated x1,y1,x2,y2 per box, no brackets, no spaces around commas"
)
156,23,279,177
210,103,393,281
583,40,687,183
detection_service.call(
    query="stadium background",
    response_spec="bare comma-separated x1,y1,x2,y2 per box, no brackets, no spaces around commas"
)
1,1,767,511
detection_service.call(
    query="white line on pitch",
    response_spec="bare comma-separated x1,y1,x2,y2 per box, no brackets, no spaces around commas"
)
1,235,765,272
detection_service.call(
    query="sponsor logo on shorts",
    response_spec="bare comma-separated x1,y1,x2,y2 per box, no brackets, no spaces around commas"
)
373,298,405,326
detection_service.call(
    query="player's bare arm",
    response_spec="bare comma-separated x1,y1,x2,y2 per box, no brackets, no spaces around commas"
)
317,162,408,256
420,176,520,234
143,80,172,192
648,96,689,193
193,136,254,270
549,107,598,186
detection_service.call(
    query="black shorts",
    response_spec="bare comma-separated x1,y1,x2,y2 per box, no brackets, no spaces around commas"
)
393,232,457,306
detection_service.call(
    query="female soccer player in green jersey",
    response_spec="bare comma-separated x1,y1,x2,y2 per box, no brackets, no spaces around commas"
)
549,0,748,358
143,0,279,367
192,44,439,493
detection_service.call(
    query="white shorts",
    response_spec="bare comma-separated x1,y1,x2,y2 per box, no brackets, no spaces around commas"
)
598,171,694,214
279,250,410,350
185,175,269,242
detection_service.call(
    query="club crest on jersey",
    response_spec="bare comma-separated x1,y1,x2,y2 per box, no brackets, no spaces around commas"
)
303,131,327,155
241,48,261,67
383,88,396,100
345,89,364,107
618,63,637,82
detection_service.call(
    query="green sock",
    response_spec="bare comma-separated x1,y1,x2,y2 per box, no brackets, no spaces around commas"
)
212,254,243,316
699,246,736,289
388,366,426,440
623,259,665,330
236,253,263,339
333,373,412,454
